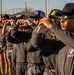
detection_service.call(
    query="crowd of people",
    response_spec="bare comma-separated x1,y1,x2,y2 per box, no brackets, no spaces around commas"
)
0,2,74,75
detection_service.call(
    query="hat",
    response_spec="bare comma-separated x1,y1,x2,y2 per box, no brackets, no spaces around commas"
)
49,9,62,19
30,10,46,19
62,3,74,16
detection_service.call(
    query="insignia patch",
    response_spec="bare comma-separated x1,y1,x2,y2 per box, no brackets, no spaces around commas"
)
68,48,74,57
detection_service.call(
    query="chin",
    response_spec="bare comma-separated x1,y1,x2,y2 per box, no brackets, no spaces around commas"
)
61,28,66,30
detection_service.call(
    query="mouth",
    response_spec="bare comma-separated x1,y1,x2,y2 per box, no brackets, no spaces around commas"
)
60,24,66,30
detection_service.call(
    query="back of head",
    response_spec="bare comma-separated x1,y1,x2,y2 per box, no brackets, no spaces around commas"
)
62,3,74,16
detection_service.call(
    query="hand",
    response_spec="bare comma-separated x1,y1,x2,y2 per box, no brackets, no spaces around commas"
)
38,17,53,29
16,19,24,25
3,20,9,26
23,20,32,26
9,19,15,26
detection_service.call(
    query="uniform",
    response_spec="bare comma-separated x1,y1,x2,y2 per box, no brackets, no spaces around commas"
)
50,25,74,75
27,26,58,75
11,25,31,75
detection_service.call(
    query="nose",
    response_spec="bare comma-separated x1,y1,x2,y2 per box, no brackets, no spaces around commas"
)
60,18,65,23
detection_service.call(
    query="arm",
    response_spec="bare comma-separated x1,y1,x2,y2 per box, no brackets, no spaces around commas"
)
30,26,43,48
39,17,74,47
50,25,74,47
27,26,57,52
11,25,31,42
1,20,13,35
2,23,8,35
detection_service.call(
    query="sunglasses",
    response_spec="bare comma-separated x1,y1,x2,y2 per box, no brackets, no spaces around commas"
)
2,18,6,20
61,16,74,21
21,25,32,29
33,18,39,21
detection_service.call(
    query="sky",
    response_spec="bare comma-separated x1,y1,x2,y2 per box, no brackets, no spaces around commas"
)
2,0,74,14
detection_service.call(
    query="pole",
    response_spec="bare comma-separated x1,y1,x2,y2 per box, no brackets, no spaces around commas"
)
0,0,2,17
45,0,47,15
47,0,49,14
25,2,27,12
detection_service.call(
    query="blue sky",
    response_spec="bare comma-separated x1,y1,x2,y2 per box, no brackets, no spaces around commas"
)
2,0,74,14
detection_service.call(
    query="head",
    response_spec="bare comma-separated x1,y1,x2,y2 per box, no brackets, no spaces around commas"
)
30,10,46,25
17,14,26,19
10,16,17,21
60,3,74,32
48,9,62,25
1,14,10,24
9,16,17,26
18,24,33,32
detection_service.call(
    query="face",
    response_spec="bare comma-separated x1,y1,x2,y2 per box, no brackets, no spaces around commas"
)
49,16,60,25
1,17,7,24
60,16,74,32
32,18,39,25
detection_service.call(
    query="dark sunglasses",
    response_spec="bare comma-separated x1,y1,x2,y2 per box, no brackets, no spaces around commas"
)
2,18,6,20
33,18,39,21
61,16,74,21
21,25,32,29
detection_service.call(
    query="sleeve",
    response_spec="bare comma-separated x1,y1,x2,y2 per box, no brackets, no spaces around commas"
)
11,25,31,42
26,26,44,52
30,26,43,49
6,32,19,44
50,25,74,47
26,26,57,52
